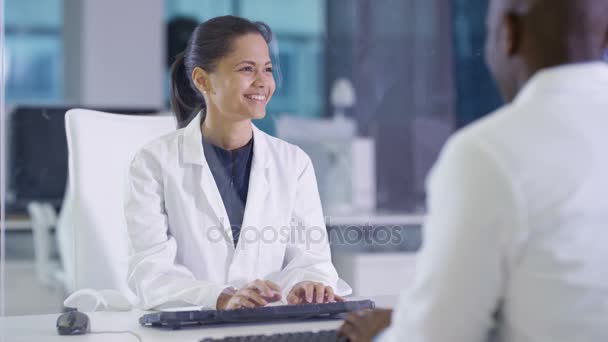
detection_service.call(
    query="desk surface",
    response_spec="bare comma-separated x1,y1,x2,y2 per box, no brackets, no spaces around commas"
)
0,296,397,342
3,212,425,231
326,212,425,226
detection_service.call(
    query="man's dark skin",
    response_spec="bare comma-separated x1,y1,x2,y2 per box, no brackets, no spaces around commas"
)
339,0,608,341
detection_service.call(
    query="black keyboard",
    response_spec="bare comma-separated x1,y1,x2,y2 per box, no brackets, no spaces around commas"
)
200,329,348,342
140,300,374,329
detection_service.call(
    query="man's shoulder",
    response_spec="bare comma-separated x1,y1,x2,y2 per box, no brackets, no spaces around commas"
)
459,98,557,152
457,104,518,143
437,103,536,181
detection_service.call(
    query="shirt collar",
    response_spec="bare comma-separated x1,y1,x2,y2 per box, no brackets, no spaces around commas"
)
514,61,608,105
202,134,253,167
181,111,271,169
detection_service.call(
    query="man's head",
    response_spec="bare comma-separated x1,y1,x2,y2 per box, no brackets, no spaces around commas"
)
485,0,608,102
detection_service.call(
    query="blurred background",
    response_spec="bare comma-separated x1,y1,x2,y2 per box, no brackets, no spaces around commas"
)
0,0,502,316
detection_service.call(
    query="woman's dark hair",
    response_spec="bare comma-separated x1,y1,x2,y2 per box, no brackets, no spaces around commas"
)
169,15,273,128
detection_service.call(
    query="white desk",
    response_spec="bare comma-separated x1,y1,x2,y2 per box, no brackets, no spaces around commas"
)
325,212,425,227
0,296,397,342
3,211,425,232
3,205,426,232
0,310,341,342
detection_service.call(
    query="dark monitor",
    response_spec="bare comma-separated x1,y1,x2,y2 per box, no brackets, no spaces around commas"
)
6,106,161,213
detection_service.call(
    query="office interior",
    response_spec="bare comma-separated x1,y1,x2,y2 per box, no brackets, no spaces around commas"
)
1,0,502,317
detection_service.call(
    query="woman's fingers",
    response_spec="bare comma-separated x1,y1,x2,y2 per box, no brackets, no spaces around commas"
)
225,288,269,309
302,282,315,303
226,294,257,309
240,288,268,306
236,295,257,309
324,286,335,302
264,280,281,292
288,282,344,304
287,292,302,305
251,279,273,297
249,279,282,300
287,283,306,304
314,282,325,303
224,281,346,309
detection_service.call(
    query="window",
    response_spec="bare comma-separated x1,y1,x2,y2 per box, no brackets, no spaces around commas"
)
4,0,63,103
451,0,502,127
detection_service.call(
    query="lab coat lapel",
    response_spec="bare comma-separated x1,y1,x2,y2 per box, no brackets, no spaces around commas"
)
241,125,271,237
227,125,271,281
181,112,234,246
200,163,233,243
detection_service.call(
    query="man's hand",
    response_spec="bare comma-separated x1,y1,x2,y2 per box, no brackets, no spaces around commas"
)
338,309,393,342
286,281,344,304
217,279,282,310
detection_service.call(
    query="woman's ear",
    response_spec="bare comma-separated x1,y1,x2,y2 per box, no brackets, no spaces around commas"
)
192,67,210,94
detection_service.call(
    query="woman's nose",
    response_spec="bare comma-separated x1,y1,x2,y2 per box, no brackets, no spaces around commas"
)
253,76,267,88
254,71,273,87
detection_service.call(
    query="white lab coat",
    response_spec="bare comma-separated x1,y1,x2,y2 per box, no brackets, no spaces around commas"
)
380,62,608,342
125,111,351,310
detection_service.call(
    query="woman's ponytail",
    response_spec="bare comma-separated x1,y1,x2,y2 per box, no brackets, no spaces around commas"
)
169,52,205,128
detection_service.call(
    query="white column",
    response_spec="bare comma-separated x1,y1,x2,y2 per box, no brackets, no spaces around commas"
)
0,0,7,317
63,0,165,108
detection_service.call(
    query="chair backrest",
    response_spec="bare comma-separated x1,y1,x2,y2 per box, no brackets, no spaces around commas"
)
6,106,159,212
58,109,175,299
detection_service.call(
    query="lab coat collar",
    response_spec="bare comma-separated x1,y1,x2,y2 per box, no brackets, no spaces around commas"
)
181,111,272,171
514,61,608,105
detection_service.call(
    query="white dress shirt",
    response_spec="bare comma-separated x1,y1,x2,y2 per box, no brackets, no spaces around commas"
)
125,112,351,310
380,62,608,342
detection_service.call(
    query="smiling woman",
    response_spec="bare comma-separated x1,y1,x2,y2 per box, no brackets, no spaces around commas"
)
169,16,274,130
195,32,276,141
126,15,351,311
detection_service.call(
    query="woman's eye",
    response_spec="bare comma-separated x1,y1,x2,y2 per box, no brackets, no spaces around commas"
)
265,67,273,73
239,66,254,72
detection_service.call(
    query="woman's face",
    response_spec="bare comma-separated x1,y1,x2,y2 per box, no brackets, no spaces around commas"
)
203,33,275,122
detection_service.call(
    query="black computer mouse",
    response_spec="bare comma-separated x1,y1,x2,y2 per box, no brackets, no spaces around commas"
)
56,310,91,335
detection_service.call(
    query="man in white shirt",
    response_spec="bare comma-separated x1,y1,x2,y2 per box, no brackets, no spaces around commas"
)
339,0,608,341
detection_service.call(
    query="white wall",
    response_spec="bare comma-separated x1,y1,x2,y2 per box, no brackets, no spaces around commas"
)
64,0,165,108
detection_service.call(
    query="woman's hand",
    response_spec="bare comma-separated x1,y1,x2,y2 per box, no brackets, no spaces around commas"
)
286,281,344,304
216,279,282,310
338,309,393,342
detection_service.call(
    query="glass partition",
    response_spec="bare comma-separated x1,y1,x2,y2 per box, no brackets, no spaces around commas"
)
1,0,6,318
1,0,501,316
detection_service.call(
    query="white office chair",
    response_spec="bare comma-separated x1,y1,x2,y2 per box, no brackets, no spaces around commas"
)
56,109,175,301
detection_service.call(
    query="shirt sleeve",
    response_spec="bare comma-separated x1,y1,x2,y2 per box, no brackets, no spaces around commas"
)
124,149,229,310
269,150,352,297
380,134,524,342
